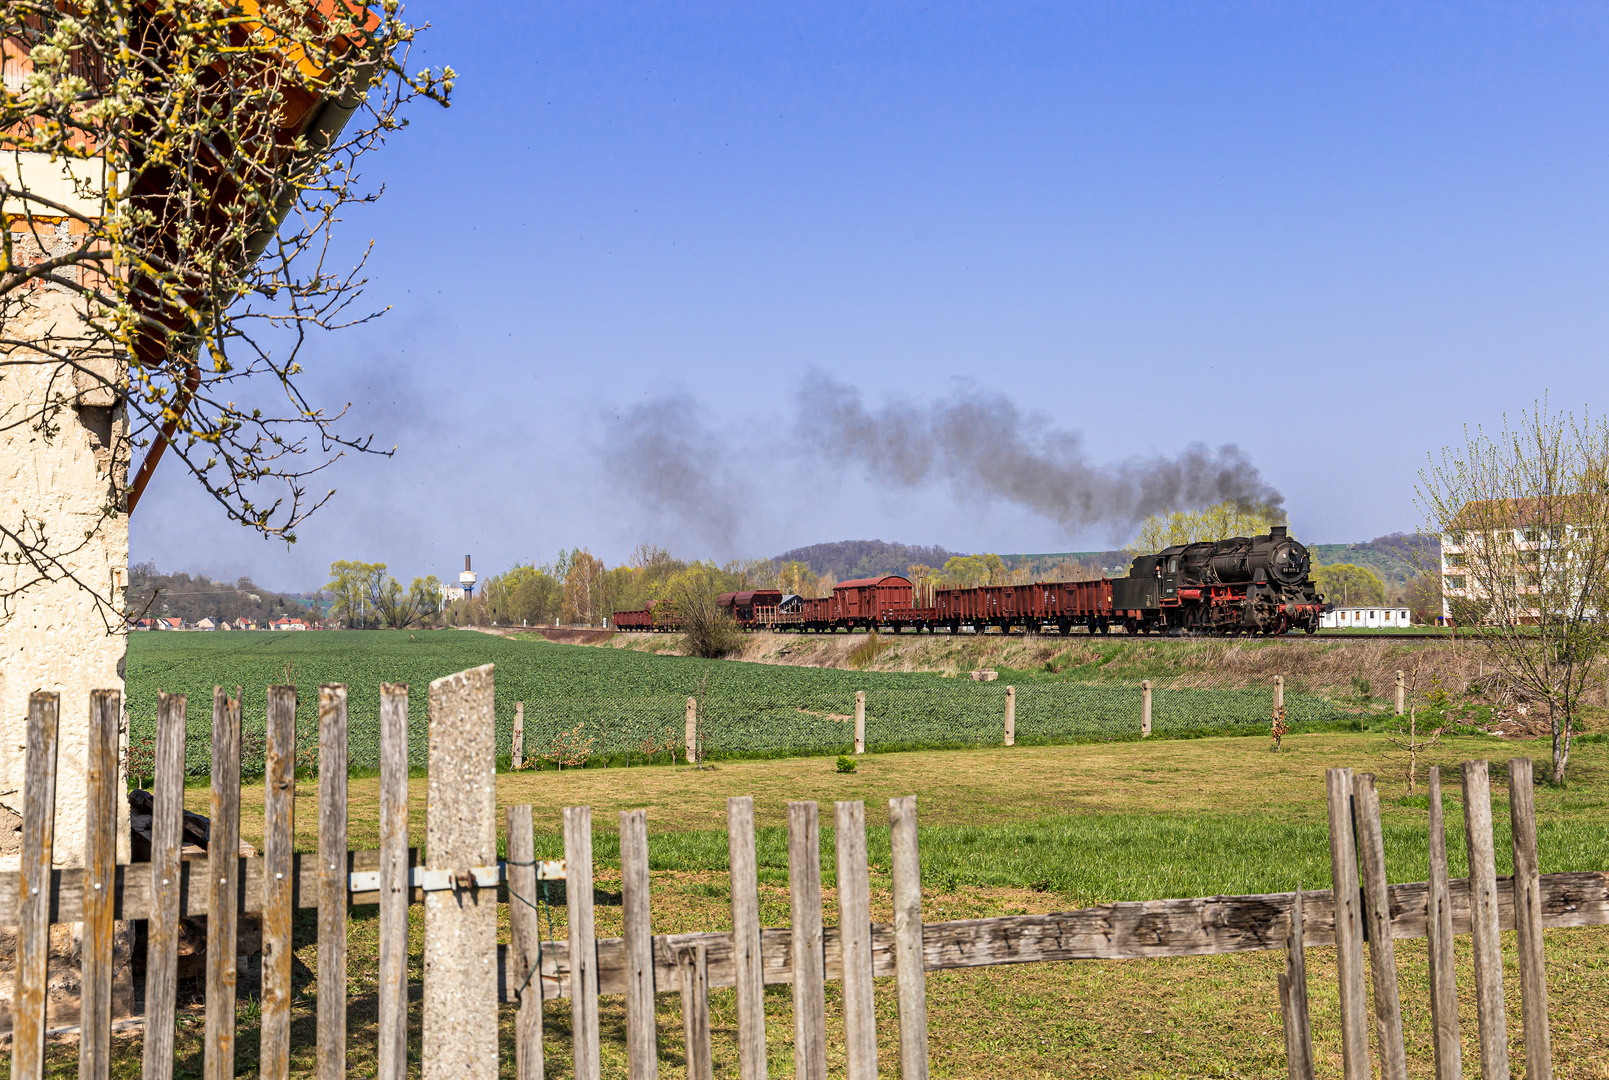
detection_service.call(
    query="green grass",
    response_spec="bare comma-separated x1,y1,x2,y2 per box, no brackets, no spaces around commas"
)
127,630,1351,775
33,732,1609,1078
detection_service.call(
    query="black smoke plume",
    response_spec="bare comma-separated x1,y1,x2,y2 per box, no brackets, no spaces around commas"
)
791,372,1283,533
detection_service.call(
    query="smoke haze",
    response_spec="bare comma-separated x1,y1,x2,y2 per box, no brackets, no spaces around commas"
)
597,373,1283,551
793,373,1283,534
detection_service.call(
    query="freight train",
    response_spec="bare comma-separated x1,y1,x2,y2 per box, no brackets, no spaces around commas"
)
611,526,1324,636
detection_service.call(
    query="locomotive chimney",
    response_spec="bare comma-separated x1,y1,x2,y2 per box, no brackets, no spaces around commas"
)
1270,526,1288,539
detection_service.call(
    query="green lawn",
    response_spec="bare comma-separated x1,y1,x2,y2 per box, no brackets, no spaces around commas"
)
27,730,1609,1078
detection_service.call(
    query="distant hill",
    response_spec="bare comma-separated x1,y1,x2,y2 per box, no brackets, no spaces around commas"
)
1309,532,1439,585
129,562,314,625
772,540,964,580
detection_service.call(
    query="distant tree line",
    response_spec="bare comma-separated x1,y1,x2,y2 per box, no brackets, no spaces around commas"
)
129,563,312,625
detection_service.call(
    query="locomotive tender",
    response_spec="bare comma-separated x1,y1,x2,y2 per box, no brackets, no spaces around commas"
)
612,526,1324,636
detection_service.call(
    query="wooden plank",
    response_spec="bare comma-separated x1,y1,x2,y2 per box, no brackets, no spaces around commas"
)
423,665,500,1080
1354,774,1407,1080
513,700,524,769
726,795,767,1080
506,805,544,1080
1462,760,1509,1080
79,689,120,1080
378,683,411,1080
1426,766,1462,1080
890,795,929,1080
1003,686,1015,746
1509,757,1552,1080
835,801,877,1080
205,687,242,1080
1140,681,1152,737
678,945,713,1080
1278,887,1314,1080
620,808,658,1080
1325,767,1370,1080
788,801,827,1080
11,692,60,1080
143,691,186,1080
516,867,1609,998
317,685,349,1080
566,805,602,1080
260,685,298,1080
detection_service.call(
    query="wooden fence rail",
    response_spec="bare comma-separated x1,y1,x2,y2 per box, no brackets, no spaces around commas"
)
4,669,1605,1080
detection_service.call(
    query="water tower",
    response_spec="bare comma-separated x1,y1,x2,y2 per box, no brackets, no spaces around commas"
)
460,555,477,597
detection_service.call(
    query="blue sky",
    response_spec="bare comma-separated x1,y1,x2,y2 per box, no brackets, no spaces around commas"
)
134,2,1609,590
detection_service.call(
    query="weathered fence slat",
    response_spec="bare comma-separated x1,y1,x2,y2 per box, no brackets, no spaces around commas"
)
621,808,658,1080
836,800,877,1080
1277,886,1314,1080
1426,766,1462,1080
678,945,713,1080
423,665,500,1080
890,795,930,1080
855,691,866,755
1003,686,1016,746
1325,768,1370,1080
566,804,603,1080
11,692,60,1080
788,800,828,1080
205,687,242,1080
260,685,298,1080
1354,774,1407,1080
1508,757,1552,1080
79,689,120,1080
726,795,768,1080
506,805,544,1080
317,685,349,1080
1462,760,1509,1080
378,683,411,1080
143,691,187,1080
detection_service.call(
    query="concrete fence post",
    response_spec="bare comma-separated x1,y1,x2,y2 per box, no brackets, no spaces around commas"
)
1004,686,1016,746
512,701,524,770
685,697,698,764
1274,676,1284,713
854,691,866,755
1396,671,1406,716
1141,680,1152,738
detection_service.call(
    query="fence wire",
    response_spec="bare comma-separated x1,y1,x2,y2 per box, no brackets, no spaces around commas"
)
130,679,1353,779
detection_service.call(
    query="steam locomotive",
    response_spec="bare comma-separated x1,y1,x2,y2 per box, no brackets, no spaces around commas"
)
613,526,1325,636
1113,525,1324,635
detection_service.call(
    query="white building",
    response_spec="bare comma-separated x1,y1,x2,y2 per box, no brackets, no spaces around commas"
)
1321,606,1412,629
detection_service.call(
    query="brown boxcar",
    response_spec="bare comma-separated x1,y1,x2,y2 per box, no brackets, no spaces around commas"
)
833,576,915,623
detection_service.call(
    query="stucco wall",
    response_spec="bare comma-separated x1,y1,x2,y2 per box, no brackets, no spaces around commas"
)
0,246,129,870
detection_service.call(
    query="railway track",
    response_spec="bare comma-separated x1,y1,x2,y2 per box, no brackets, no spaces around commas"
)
613,629,1451,642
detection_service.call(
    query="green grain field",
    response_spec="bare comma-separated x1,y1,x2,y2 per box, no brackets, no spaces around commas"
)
125,630,1351,776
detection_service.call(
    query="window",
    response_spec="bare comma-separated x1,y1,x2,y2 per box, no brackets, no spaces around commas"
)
1446,575,1466,589
1448,554,1466,567
1519,550,1540,565
1448,530,1466,544
1523,527,1541,542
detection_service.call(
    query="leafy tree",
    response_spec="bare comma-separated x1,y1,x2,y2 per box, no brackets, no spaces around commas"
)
940,555,992,588
409,576,443,626
1403,572,1442,625
1126,501,1289,554
1417,400,1609,783
562,550,606,624
2,3,450,626
663,563,742,658
776,560,818,598
324,560,382,628
1312,563,1386,607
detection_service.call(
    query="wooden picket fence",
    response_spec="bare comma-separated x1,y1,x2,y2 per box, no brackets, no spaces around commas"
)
3,664,1607,1080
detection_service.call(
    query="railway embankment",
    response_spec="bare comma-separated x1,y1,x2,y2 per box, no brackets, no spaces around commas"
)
600,630,1608,726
